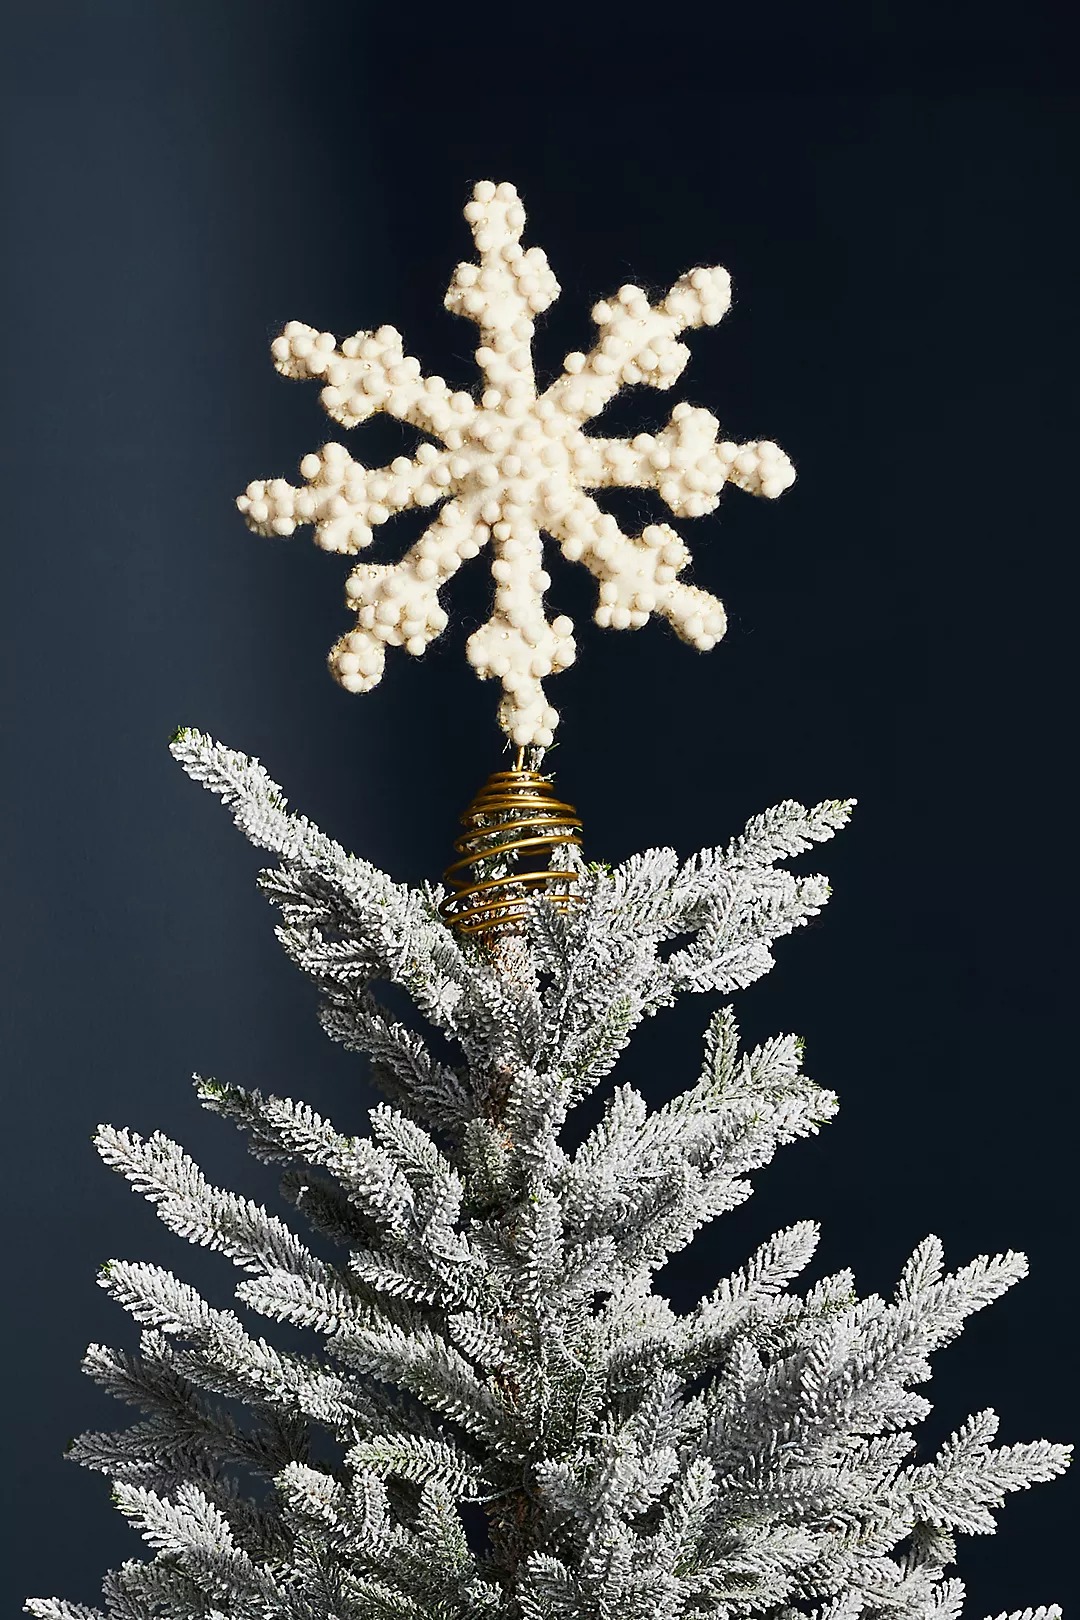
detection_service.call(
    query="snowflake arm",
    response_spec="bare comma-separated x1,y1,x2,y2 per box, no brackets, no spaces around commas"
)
545,493,727,647
462,514,573,746
330,499,479,692
238,440,456,555
573,406,796,516
544,267,733,426
444,180,559,396
266,319,478,442
237,179,797,746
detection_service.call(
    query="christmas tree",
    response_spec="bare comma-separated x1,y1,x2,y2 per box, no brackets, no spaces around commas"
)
27,181,1068,1620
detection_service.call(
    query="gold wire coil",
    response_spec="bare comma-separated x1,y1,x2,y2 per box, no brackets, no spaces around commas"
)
439,764,584,939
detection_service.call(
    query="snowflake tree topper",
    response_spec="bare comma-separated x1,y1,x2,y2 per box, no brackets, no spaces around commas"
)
237,180,796,748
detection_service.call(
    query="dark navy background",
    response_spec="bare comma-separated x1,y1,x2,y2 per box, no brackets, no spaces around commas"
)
3,5,1076,1612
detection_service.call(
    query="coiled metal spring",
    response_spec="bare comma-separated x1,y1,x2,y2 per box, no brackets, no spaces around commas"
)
440,764,583,939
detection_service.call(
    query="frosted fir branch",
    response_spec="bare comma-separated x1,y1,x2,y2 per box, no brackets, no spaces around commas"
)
276,930,476,1136
675,1220,824,1371
347,1245,477,1310
450,945,547,1080
367,1103,467,1232
95,1126,330,1283
329,1316,509,1448
81,1335,206,1423
96,1483,302,1613
678,797,856,905
461,1116,517,1209
556,990,638,1107
603,847,682,928
650,1455,718,1567
171,728,469,1033
446,1307,532,1386
197,1079,482,1312
661,869,835,998
279,1168,384,1250
25,1604,107,1620
195,1081,418,1239
98,1556,223,1620
408,1485,490,1604
702,1246,1035,1494
278,1459,499,1618
109,1480,292,1614
496,1064,572,1183
524,888,657,1072
235,1266,368,1336
346,1434,495,1500
985,1610,1063,1620
67,1410,272,1488
894,1410,1071,1536
912,1249,1032,1356
72,1432,292,1563
196,1078,371,1182
315,987,474,1132
557,1013,835,1278
901,1516,959,1575
99,1261,219,1339
595,1290,682,1409
598,797,855,942
112,1478,237,1559
276,1460,350,1539
96,1261,373,1437
170,729,387,900
238,1259,478,1369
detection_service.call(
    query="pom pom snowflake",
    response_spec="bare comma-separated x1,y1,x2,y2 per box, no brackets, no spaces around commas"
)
237,180,796,747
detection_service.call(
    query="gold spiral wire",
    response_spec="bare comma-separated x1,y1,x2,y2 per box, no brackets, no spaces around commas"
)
439,757,584,939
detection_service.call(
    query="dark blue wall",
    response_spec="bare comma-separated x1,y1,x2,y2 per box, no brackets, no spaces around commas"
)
3,6,1076,1613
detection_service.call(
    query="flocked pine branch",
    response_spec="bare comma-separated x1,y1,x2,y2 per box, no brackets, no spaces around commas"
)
27,732,1070,1620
